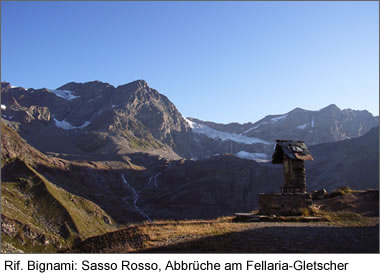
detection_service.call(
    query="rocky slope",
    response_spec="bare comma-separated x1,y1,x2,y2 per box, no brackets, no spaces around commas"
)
1,79,378,252
188,104,378,160
2,81,377,162
1,124,117,252
1,80,201,160
307,126,379,190
125,126,379,220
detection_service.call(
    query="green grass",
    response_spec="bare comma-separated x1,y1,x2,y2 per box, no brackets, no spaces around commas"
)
1,158,117,253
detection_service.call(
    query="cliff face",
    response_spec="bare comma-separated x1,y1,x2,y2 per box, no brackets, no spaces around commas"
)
1,80,201,159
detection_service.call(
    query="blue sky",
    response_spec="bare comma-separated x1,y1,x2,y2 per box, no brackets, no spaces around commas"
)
1,1,378,123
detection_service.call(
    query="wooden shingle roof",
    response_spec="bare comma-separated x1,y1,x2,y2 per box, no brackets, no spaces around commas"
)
272,140,313,164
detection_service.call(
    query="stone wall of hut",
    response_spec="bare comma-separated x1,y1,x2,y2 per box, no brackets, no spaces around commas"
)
282,158,306,193
259,193,312,216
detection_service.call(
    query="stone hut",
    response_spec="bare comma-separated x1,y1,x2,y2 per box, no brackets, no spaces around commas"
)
258,140,313,216
272,140,313,193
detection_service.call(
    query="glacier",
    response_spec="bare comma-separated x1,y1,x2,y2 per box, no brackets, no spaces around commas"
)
185,118,271,145
53,118,90,130
49,89,79,101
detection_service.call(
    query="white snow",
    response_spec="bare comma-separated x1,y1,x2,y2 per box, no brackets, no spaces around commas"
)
112,105,117,108
297,117,315,130
270,114,288,123
243,122,267,134
1,104,6,110
244,124,260,134
53,118,90,130
78,121,90,129
2,114,13,120
297,123,308,130
49,89,79,101
242,114,288,135
2,114,13,119
9,85,28,90
185,118,271,145
235,151,270,162
184,118,196,129
53,118,76,130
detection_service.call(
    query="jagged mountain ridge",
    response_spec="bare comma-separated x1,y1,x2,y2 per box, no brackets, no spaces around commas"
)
188,104,378,146
2,80,378,162
1,80,201,159
2,79,378,252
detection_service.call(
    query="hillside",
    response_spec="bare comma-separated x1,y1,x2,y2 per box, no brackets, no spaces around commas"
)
1,79,378,253
307,126,379,190
68,190,379,253
2,81,377,161
1,80,200,160
126,128,379,220
1,112,378,229
1,123,117,252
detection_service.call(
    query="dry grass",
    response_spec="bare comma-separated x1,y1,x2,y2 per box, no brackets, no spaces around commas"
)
127,217,256,250
319,210,377,226
68,211,379,253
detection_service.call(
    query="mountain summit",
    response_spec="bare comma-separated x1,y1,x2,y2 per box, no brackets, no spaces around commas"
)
1,80,201,159
1,80,378,161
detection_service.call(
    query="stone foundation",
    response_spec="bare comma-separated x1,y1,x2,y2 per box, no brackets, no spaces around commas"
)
258,193,312,216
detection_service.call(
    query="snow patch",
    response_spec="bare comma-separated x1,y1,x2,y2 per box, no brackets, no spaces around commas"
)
186,118,271,145
235,151,270,162
49,89,79,101
53,118,90,130
2,114,13,119
78,121,90,129
297,123,308,129
270,114,288,123
112,105,117,108
184,118,196,128
243,114,288,135
311,116,315,128
1,104,6,110
243,123,266,134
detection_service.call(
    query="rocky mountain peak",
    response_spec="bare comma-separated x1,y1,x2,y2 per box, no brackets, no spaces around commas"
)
57,80,114,94
1,82,11,90
116,80,149,92
131,79,149,88
321,104,340,112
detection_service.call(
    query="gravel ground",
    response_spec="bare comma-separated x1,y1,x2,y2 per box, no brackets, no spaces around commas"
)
141,222,379,253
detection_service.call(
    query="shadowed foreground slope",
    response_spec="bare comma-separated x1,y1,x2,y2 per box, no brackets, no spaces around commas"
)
68,218,378,253
68,190,379,254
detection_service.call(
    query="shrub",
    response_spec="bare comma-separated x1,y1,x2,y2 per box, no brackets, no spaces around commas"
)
328,186,352,198
299,207,311,217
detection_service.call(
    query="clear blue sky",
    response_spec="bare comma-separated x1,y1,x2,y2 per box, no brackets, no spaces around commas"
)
1,1,378,123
